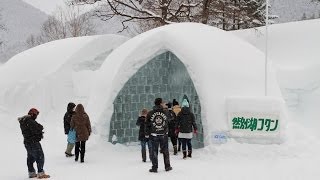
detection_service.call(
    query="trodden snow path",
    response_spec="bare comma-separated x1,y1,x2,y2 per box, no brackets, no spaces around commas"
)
1,113,320,180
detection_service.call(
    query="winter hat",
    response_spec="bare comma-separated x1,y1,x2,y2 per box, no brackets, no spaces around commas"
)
172,99,179,106
28,108,39,116
181,99,189,108
154,98,162,106
166,102,172,109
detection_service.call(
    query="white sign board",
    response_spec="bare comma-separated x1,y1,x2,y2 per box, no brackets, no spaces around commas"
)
226,97,285,143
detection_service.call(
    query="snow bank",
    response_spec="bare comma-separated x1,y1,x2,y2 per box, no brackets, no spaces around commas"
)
87,23,285,145
233,19,320,134
0,35,128,117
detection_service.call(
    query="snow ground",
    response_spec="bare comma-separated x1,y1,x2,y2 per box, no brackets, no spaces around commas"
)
2,112,320,180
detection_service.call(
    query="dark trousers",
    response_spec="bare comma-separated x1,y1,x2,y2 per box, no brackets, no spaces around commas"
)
24,142,45,173
150,135,171,170
180,138,192,152
170,136,177,147
141,139,152,161
75,141,86,161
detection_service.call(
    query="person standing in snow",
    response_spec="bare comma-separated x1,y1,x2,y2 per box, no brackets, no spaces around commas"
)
136,108,152,162
145,98,172,173
172,99,182,152
166,102,178,155
176,99,197,159
64,102,76,157
18,108,50,179
70,104,91,163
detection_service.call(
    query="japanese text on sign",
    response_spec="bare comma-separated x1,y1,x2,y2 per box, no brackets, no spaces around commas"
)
232,117,278,132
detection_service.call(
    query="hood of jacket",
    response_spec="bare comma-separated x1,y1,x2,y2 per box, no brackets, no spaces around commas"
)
153,105,164,111
181,107,191,115
67,102,76,113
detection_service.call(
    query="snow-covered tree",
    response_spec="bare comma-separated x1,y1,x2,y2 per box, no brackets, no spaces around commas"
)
26,6,95,48
71,0,201,32
71,0,276,32
0,10,6,46
202,0,274,30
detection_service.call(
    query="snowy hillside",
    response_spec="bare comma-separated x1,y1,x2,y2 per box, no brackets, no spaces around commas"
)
22,0,67,15
0,0,48,63
270,0,320,23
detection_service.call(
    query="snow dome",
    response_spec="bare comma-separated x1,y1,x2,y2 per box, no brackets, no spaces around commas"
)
0,34,128,116
87,23,286,148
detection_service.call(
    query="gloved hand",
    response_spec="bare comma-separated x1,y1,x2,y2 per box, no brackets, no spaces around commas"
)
193,129,198,134
175,128,179,135
145,135,149,139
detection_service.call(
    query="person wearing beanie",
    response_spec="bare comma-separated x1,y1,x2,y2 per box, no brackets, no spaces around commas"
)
176,99,198,159
18,108,50,179
145,98,172,173
64,102,76,157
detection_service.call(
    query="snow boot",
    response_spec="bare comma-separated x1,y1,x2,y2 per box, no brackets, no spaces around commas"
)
37,172,50,179
149,168,157,173
142,150,147,162
65,152,74,157
28,172,37,178
80,150,85,163
173,145,177,155
187,150,192,158
183,151,187,159
165,166,173,172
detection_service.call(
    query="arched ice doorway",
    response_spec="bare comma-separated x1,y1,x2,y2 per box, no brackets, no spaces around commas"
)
109,51,204,148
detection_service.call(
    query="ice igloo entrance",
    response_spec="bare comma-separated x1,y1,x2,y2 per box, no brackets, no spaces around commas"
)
109,51,204,148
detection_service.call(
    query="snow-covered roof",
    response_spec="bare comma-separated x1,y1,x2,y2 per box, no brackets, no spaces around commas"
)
87,23,283,140
233,19,320,89
0,34,128,115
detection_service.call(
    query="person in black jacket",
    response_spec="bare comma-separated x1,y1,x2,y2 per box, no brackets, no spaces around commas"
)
176,99,197,159
18,108,50,179
166,102,178,155
64,102,76,157
145,98,172,173
136,108,152,162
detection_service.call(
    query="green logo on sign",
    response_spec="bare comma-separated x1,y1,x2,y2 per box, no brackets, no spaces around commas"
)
232,117,278,132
